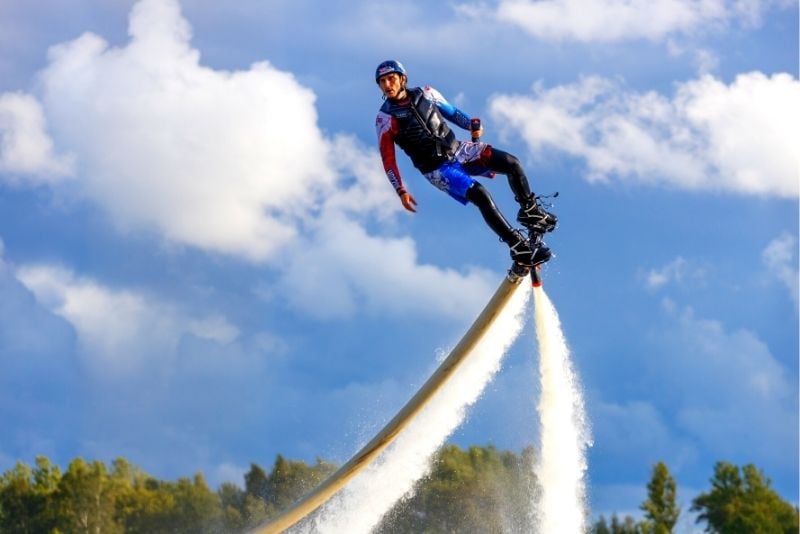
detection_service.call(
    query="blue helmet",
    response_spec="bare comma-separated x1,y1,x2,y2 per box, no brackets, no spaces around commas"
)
375,60,407,83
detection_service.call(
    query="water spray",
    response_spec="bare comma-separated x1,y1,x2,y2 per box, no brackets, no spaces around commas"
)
252,274,530,534
531,284,592,533
252,261,589,534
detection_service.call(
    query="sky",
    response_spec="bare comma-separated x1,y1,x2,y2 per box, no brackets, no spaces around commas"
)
0,0,797,528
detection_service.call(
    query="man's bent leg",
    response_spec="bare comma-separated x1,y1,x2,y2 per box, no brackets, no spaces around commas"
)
465,183,539,266
480,147,531,202
480,147,557,234
465,182,514,241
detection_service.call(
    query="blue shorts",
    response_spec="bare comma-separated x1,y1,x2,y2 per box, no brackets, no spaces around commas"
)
423,142,494,205
423,160,476,205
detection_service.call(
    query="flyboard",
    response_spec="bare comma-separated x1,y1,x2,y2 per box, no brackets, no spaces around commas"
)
250,261,546,533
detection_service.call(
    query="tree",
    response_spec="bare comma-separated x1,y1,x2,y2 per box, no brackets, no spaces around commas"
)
251,455,336,515
218,481,246,532
240,463,271,527
244,463,269,502
115,473,176,534
52,458,123,534
691,461,799,534
163,473,223,534
640,462,680,534
378,444,537,533
0,457,61,533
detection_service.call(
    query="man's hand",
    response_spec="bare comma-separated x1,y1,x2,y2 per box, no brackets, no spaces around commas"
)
470,117,484,141
400,192,418,213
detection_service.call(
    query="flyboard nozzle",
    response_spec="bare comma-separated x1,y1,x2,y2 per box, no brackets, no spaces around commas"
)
507,262,530,284
531,266,543,287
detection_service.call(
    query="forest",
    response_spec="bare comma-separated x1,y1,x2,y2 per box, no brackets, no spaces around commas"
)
0,445,797,533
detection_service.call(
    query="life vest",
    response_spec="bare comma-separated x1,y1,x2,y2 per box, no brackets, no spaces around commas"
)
380,87,459,173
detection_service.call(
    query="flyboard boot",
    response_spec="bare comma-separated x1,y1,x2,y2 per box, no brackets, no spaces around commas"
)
507,229,551,267
517,195,557,235
507,229,551,285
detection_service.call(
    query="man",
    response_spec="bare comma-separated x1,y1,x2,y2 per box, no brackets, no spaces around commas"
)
374,59,556,267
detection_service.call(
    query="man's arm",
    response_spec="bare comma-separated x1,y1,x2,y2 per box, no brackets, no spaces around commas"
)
422,86,472,130
376,111,405,194
376,111,417,212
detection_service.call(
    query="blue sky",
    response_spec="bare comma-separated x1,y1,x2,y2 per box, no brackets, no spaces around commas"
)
0,0,797,526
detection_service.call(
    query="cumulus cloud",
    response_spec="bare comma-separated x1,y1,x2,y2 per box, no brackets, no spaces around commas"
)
15,263,240,378
490,72,800,197
325,134,400,222
36,0,331,260
761,233,799,306
0,92,74,181
276,211,495,321
470,0,790,42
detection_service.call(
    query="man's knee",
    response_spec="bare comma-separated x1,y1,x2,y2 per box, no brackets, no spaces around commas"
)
488,147,523,175
503,152,524,175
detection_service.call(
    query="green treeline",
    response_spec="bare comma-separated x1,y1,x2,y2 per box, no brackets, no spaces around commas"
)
0,454,335,534
591,461,798,534
0,447,797,533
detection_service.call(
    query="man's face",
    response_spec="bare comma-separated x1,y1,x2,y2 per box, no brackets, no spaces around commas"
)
378,73,406,100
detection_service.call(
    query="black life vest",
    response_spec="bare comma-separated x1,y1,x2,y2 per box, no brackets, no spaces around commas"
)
380,87,459,173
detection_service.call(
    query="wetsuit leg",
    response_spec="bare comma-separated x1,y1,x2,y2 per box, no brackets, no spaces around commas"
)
465,182,516,244
482,147,533,203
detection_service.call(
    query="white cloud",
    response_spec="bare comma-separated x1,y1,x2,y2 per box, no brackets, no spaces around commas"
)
761,233,799,306
15,263,240,378
36,0,331,261
0,92,74,181
490,72,800,197
681,73,799,196
693,49,720,75
276,211,495,321
474,0,788,42
188,315,240,344
325,134,400,222
667,43,722,75
643,257,708,290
